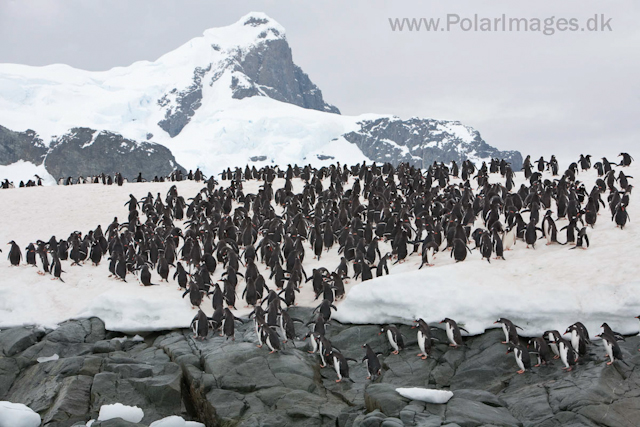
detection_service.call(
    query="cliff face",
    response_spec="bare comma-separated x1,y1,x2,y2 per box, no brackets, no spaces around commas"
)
0,125,48,166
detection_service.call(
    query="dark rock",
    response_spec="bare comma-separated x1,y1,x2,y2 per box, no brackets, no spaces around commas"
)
0,124,47,165
364,383,410,418
0,357,19,398
44,128,184,181
343,117,523,170
0,326,43,357
445,396,522,426
91,419,146,427
41,375,93,426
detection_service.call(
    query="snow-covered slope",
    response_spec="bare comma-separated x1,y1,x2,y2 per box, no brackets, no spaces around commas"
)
0,12,520,181
0,162,636,338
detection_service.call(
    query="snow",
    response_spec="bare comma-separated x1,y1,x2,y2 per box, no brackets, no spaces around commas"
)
0,159,636,339
149,416,205,427
36,354,59,363
396,388,453,404
0,161,56,186
0,401,41,427
97,403,144,423
335,164,640,338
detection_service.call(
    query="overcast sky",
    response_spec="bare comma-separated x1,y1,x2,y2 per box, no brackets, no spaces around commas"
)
1,0,638,163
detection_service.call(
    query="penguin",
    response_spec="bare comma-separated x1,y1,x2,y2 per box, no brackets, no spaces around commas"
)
413,318,435,360
182,283,203,309
380,325,404,355
565,323,589,357
330,351,357,383
49,250,64,282
528,337,553,367
502,224,517,251
221,307,244,340
543,330,562,359
318,335,335,367
600,323,625,342
302,331,320,354
451,238,471,262
262,325,281,354
506,343,531,374
556,337,578,371
596,332,626,366
362,343,382,380
190,309,213,340
440,318,467,348
313,299,337,322
7,240,21,266
279,309,303,343
494,318,523,344
25,243,36,267
569,227,589,250
139,265,158,286
612,204,630,229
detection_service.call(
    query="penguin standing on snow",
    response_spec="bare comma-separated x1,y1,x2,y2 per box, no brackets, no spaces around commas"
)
7,240,21,266
494,318,523,344
440,318,467,348
221,307,245,341
25,243,37,267
380,325,404,355
506,343,531,374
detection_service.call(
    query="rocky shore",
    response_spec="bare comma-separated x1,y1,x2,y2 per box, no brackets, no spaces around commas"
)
1,308,639,427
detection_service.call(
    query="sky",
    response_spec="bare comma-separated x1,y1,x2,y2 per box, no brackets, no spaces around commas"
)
0,0,638,163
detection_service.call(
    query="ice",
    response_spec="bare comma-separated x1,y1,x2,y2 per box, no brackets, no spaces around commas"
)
149,415,206,427
97,403,144,423
396,388,453,404
36,354,59,363
0,401,41,427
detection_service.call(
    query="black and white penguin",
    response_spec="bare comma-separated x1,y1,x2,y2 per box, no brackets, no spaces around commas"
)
221,307,244,341
190,309,213,340
506,343,531,374
318,335,335,367
139,265,158,286
302,331,320,354
569,227,589,250
380,325,404,355
543,330,562,359
330,351,356,383
600,323,625,342
502,224,517,251
279,310,303,343
564,323,589,358
440,318,467,348
528,337,553,367
596,332,626,366
555,337,577,371
25,243,36,267
494,318,523,344
262,325,281,354
412,318,435,360
7,240,21,266
362,343,382,380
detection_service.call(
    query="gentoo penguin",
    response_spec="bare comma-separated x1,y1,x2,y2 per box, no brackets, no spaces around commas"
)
600,323,625,342
494,318,523,344
221,307,244,340
25,243,36,267
506,343,531,374
362,343,382,380
543,330,562,359
502,224,517,251
249,306,266,347
279,310,303,344
555,337,577,371
596,332,626,366
413,318,435,360
569,227,589,250
313,299,337,322
262,325,281,354
330,351,357,382
191,309,213,340
380,325,405,355
7,241,21,266
440,318,467,348
182,283,203,309
139,265,158,286
528,337,553,367
302,331,320,354
318,335,335,367
50,250,64,282
564,323,589,358
451,239,471,262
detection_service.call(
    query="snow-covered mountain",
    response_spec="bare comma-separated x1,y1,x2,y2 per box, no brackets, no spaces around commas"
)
0,12,521,181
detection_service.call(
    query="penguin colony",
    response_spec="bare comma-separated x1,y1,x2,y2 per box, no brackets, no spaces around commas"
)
5,152,635,382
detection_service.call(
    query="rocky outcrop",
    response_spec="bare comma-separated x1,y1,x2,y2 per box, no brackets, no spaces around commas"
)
44,127,184,181
3,311,638,426
343,117,523,170
0,124,48,165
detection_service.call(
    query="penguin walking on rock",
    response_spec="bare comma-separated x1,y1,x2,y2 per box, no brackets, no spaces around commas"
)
543,330,562,359
506,343,531,374
413,319,436,360
596,332,626,366
191,309,213,340
440,318,467,348
362,343,382,380
494,318,523,344
380,325,404,355
262,325,281,354
529,337,553,367
330,351,357,383
555,337,578,371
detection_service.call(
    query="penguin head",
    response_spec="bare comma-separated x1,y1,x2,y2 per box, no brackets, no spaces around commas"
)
505,344,517,355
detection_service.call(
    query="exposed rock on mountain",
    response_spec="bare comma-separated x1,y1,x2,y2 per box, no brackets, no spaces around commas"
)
343,117,523,170
0,125,48,166
44,128,184,181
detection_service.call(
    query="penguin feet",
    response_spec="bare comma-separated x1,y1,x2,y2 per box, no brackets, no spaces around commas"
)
449,344,458,348
335,379,341,383
517,370,525,374
392,350,399,355
37,271,44,276
421,356,428,360
417,353,424,357
606,361,614,365
534,363,541,368
366,376,371,380
553,355,560,359
257,345,262,348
